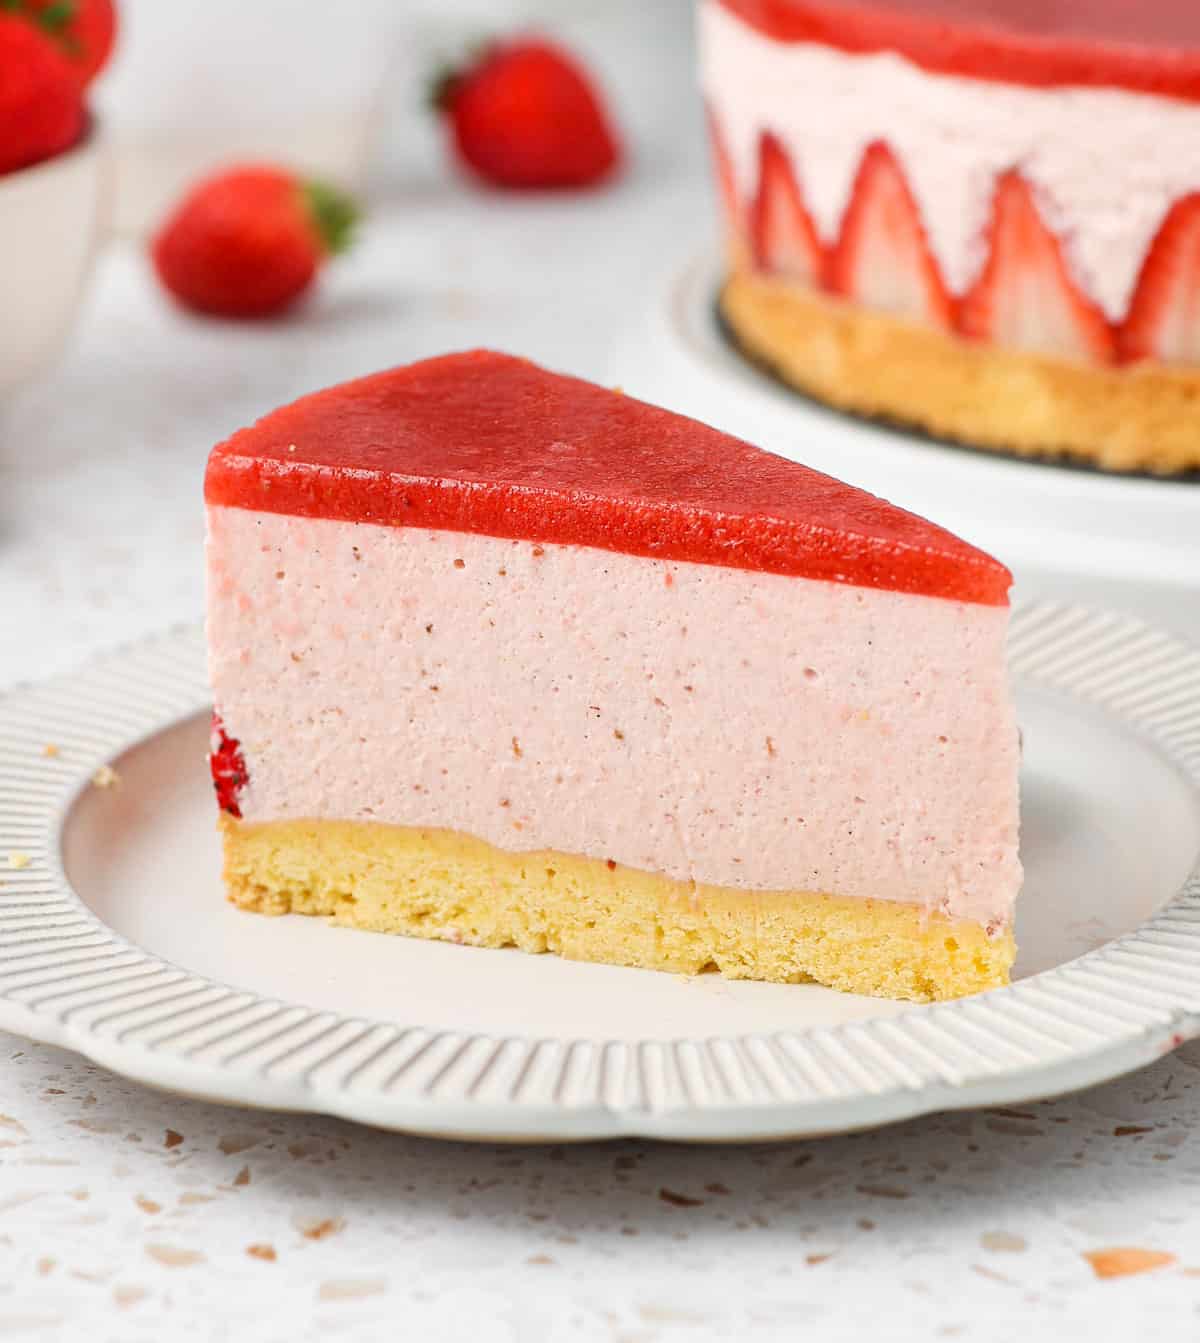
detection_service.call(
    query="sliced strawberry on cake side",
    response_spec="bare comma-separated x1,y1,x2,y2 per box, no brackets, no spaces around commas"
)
829,140,954,331
749,131,825,286
707,106,743,243
959,170,1114,363
1118,195,1200,366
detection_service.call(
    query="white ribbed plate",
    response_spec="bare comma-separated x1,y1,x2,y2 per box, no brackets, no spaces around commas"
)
2,603,1199,1141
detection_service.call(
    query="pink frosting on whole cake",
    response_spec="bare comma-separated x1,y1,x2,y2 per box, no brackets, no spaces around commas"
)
206,506,1022,932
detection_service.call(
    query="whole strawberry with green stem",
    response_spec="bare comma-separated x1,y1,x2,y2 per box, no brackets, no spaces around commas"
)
152,166,359,319
434,37,621,189
0,0,117,86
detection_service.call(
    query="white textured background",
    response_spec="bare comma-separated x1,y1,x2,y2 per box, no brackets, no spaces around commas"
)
3,2,1200,1338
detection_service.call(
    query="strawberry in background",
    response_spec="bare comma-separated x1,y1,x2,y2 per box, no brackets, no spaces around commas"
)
152,167,359,319
0,14,84,174
1,0,117,86
435,37,621,189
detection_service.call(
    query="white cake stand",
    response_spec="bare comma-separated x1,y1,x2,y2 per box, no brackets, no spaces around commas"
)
607,253,1200,587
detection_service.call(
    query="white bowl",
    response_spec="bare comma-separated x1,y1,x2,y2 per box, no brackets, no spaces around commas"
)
0,125,108,393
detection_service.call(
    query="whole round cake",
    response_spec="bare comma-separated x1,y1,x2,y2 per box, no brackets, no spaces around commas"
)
700,0,1200,474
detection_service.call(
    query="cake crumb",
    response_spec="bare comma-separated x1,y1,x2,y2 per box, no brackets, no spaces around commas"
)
135,1196,162,1215
1084,1248,1176,1279
980,1231,1026,1253
91,764,120,789
318,1278,386,1301
606,859,617,871
163,1129,184,1149
453,558,465,569
7,852,30,870
511,736,522,758
532,546,545,557
613,728,625,741
298,1216,345,1241
659,1188,704,1208
145,1244,205,1268
856,1183,909,1200
766,736,776,757
217,1133,258,1156
42,744,60,758
247,1244,276,1262
233,1165,251,1187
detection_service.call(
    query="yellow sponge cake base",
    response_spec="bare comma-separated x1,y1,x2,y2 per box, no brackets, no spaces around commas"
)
219,816,1013,1003
721,267,1200,476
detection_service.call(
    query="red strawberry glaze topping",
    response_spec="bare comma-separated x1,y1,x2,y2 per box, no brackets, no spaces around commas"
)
210,712,247,818
205,351,1010,606
717,0,1200,102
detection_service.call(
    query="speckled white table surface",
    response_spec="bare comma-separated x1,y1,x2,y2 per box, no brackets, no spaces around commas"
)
5,24,1200,1336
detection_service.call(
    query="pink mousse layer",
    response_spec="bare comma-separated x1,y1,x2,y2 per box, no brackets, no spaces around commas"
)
206,506,1022,931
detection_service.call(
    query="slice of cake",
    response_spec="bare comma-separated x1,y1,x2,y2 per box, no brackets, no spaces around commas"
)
701,0,1200,474
205,349,1021,1002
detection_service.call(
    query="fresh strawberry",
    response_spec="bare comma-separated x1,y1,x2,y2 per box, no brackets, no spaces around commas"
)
152,167,358,319
435,38,620,189
707,106,741,239
750,131,824,285
2,0,117,86
0,15,84,175
209,713,247,818
1118,195,1200,365
830,141,953,329
960,170,1113,362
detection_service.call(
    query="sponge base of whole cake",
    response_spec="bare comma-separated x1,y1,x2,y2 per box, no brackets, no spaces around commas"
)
219,816,1013,1003
720,268,1200,476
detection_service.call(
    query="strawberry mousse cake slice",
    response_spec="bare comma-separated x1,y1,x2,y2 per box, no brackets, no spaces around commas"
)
205,349,1022,1002
702,0,1200,474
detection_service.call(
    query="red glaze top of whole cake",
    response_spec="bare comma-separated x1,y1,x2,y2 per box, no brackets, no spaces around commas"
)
204,350,1010,605
718,0,1200,102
